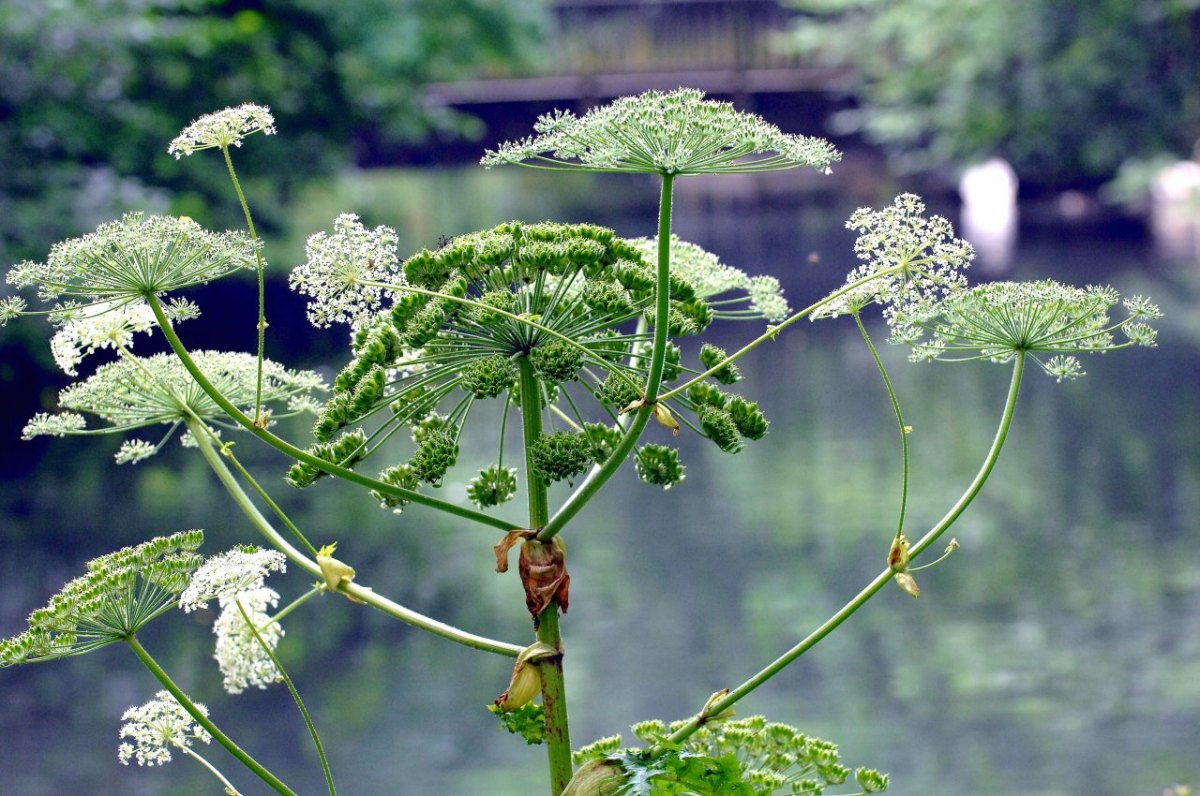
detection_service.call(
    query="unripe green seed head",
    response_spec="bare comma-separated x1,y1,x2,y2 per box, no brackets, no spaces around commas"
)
530,431,594,482
635,444,686,489
699,343,741,384
699,406,743,453
530,341,584,384
460,354,518,398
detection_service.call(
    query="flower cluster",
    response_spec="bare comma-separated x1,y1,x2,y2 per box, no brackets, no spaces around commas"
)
289,220,771,510
0,531,204,665
179,546,288,611
168,103,276,157
628,235,790,322
571,714,888,795
7,213,258,313
482,88,840,176
213,587,284,694
49,300,158,375
814,194,974,324
180,547,288,694
289,213,405,329
23,351,324,463
900,280,1161,379
118,691,212,767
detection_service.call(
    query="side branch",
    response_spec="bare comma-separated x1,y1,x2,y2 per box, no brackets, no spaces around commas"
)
665,355,1026,745
187,417,523,658
147,292,518,533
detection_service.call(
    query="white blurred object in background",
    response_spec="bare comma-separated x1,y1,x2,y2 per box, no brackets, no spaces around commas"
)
1151,159,1200,262
959,158,1019,273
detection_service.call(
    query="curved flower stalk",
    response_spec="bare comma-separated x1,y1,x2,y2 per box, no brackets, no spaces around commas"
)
900,280,1161,380
290,220,773,509
22,350,325,464
168,103,276,420
6,213,258,316
481,88,839,176
812,193,974,325
0,531,203,665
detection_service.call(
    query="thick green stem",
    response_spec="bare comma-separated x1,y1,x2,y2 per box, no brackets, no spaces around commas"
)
147,293,518,533
537,175,675,542
537,607,572,795
222,146,268,422
125,635,297,796
519,357,550,530
666,355,1026,745
518,356,573,794
644,174,675,403
187,417,523,657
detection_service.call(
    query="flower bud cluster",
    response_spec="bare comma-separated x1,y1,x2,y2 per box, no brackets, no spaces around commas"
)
634,444,685,489
530,430,595,483
467,465,519,508
0,530,204,665
687,383,769,452
573,714,887,795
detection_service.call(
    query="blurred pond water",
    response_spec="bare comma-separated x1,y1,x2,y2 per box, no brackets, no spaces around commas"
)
1,167,1198,795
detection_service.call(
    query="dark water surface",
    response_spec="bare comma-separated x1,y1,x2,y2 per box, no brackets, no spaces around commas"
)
1,168,1197,795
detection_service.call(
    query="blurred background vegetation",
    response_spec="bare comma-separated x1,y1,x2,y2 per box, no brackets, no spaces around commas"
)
2,1,1199,795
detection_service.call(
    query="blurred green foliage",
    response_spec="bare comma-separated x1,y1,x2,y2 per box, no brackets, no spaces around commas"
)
0,0,547,261
787,0,1200,186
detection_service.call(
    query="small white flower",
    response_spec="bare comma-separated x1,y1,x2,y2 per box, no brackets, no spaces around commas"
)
0,295,25,326
118,690,212,767
289,213,404,329
114,439,156,465
814,194,974,324
746,276,790,323
180,547,287,612
213,587,284,694
49,300,157,375
21,411,86,440
168,103,276,158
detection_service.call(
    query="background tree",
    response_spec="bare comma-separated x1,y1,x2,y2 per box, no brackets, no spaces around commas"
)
786,0,1200,187
0,0,547,262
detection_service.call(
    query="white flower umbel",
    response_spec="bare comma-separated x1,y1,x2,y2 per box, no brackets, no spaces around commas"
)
628,236,790,322
813,194,974,324
168,103,276,158
118,690,212,767
180,547,287,612
0,295,26,326
290,213,405,329
903,280,1160,380
23,351,325,460
49,300,157,375
6,213,258,311
213,587,284,694
482,88,839,176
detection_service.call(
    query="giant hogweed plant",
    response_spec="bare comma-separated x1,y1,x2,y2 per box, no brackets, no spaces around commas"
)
0,91,1159,795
